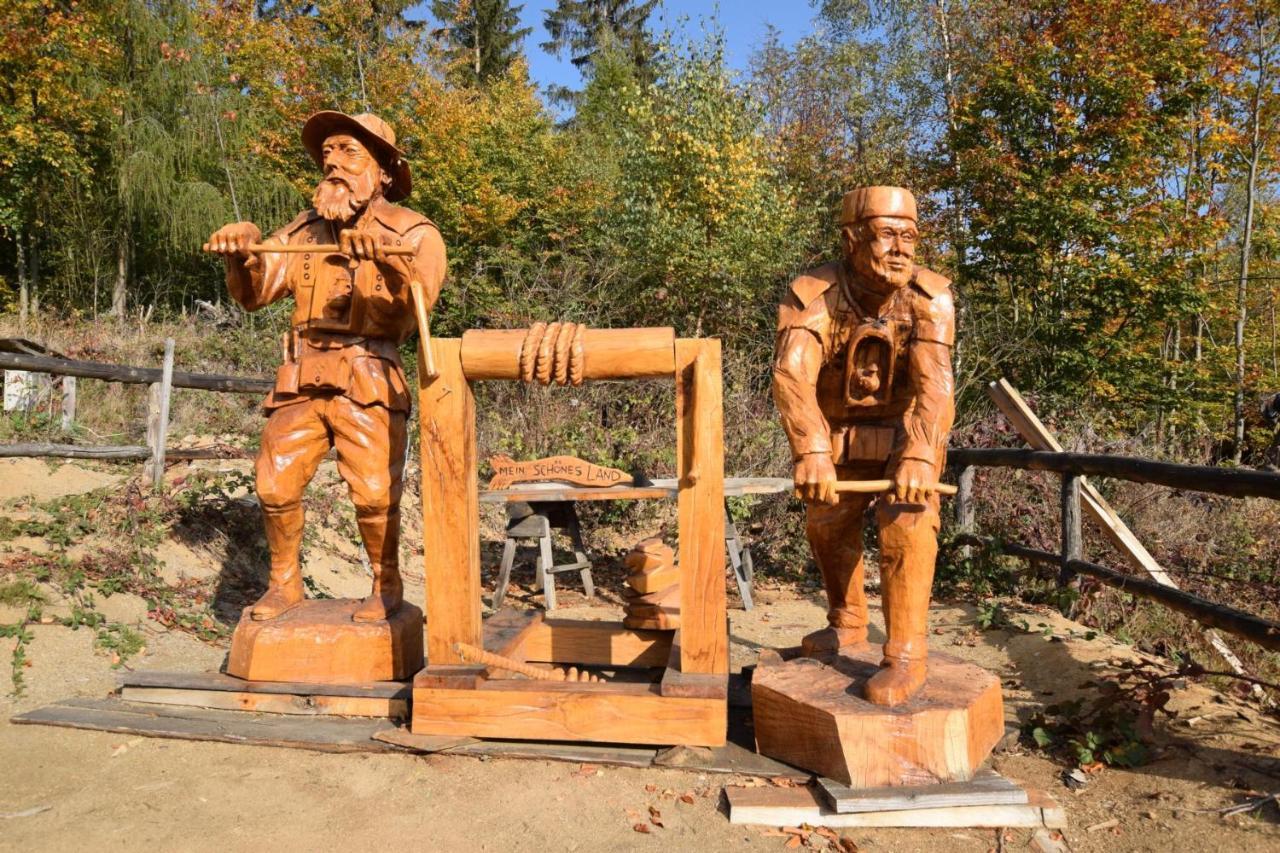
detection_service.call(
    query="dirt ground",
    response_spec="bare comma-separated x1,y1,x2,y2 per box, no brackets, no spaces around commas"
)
1,458,1279,852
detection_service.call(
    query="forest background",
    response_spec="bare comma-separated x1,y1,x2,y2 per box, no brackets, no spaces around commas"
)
2,0,1280,651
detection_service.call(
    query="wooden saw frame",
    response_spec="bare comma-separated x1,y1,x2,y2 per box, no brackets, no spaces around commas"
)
411,327,728,746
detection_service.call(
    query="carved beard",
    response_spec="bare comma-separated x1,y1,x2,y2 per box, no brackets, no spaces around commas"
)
312,168,380,222
852,243,913,292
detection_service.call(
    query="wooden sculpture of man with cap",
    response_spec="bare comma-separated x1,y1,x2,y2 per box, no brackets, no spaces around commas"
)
206,111,446,625
772,186,954,706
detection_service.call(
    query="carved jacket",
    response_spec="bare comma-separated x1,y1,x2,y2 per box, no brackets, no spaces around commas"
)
772,261,955,469
227,198,447,413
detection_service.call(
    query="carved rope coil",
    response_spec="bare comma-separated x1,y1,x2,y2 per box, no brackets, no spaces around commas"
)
518,321,587,386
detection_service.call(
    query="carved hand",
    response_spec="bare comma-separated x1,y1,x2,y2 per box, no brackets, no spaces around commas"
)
204,222,262,260
794,452,838,506
890,458,936,504
339,228,413,290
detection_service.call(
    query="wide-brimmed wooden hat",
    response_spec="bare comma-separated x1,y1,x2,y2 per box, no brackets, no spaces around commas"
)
301,111,412,202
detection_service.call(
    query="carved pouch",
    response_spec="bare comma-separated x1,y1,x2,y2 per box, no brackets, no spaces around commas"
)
843,319,897,408
297,347,352,393
845,424,898,462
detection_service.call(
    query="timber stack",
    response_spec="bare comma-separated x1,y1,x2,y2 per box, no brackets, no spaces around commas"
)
621,537,680,631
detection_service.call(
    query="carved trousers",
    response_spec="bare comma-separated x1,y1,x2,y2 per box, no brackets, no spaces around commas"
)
805,461,940,663
255,395,407,582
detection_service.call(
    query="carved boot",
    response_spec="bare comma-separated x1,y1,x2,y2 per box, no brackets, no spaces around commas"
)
352,509,403,623
801,508,872,658
864,515,934,705
251,503,306,620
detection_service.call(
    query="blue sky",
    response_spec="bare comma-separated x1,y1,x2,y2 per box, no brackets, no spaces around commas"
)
414,1,821,95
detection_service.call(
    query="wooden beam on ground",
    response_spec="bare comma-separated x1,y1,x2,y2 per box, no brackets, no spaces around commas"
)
0,351,271,394
815,769,1028,814
725,784,1066,828
986,378,1266,689
11,697,399,753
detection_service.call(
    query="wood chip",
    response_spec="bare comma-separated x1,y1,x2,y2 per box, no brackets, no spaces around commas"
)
1087,818,1119,833
784,836,802,849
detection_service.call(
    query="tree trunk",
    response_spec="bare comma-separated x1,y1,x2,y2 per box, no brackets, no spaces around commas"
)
1233,101,1263,463
112,224,129,318
17,229,28,329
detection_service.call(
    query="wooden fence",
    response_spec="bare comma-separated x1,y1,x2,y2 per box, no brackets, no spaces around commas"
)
0,345,268,487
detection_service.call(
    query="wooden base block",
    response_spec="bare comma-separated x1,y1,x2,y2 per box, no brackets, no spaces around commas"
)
226,599,424,684
411,676,726,747
752,648,1004,788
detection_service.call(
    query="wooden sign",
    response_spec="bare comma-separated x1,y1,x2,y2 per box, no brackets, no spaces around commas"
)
487,454,631,490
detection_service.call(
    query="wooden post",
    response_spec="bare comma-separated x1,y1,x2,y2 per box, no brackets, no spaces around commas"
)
674,339,727,675
59,376,76,432
1059,473,1082,593
955,465,975,560
419,338,482,665
143,338,175,489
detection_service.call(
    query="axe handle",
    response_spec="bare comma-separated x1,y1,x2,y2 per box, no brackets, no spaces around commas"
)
202,243,416,256
409,278,438,380
833,479,958,496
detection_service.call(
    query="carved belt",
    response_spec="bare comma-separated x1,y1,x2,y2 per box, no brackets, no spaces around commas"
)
276,329,401,395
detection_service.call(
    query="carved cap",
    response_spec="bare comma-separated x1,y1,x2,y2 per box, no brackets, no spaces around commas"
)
840,186,917,225
302,111,412,202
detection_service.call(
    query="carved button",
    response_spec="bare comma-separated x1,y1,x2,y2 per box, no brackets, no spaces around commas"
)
376,274,383,281
304,254,310,260
303,263,310,270
303,273,310,280
395,239,402,245
375,284,383,292
306,236,314,243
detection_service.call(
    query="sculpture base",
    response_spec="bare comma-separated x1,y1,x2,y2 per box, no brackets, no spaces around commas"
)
752,647,1004,788
226,598,423,684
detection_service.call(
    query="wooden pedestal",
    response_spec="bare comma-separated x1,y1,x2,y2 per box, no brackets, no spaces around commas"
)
751,648,1004,788
226,599,424,684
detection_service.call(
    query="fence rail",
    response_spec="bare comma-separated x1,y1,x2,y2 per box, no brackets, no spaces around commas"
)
948,447,1280,500
2,344,267,485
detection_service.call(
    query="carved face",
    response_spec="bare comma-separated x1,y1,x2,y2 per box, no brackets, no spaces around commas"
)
311,133,387,222
846,216,918,291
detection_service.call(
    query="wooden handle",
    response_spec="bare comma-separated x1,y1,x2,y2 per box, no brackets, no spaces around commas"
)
408,279,438,380
460,327,677,381
203,242,415,256
833,479,958,496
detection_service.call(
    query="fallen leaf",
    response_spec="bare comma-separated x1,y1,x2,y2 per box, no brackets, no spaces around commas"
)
679,794,695,804
644,783,657,793
785,836,802,849
770,776,799,788
648,806,662,819
632,823,650,834
574,763,601,777
838,837,858,853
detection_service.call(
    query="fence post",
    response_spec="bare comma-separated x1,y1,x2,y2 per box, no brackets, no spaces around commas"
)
60,376,76,432
144,338,175,489
955,465,975,560
1060,472,1082,592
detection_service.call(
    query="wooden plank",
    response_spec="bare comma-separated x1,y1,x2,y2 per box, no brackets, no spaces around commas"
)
0,350,271,394
484,608,544,660
519,619,671,667
119,686,406,719
815,768,1028,814
117,670,411,699
420,338,482,665
725,784,1066,829
477,483,676,503
371,727,480,753
11,698,399,753
446,739,658,768
653,743,809,778
987,378,1265,684
675,339,727,675
412,683,725,746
